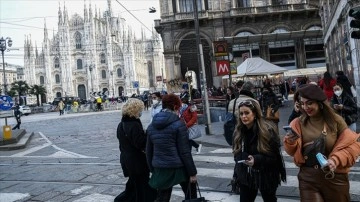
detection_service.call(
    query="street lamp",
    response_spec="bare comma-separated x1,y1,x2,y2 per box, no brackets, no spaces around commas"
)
88,64,94,92
0,37,12,95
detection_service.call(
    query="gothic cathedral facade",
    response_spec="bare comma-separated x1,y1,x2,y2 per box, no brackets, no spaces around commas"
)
24,0,164,103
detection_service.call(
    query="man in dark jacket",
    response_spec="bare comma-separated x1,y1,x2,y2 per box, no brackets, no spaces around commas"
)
12,105,21,130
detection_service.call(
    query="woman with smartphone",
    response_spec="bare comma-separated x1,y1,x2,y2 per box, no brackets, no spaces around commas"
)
233,99,286,202
284,84,360,202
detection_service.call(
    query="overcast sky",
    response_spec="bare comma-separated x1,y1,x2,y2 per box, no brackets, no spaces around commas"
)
0,0,160,66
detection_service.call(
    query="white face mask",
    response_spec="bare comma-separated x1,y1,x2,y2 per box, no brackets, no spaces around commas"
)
334,90,342,97
153,100,159,105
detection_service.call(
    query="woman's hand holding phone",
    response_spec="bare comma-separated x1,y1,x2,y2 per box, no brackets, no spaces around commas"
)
283,126,300,142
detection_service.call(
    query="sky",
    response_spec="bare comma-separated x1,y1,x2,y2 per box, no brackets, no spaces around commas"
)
0,0,161,66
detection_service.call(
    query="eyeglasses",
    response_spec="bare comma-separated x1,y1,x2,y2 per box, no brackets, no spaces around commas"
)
239,101,255,108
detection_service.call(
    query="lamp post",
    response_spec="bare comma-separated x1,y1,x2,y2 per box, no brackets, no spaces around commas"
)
0,37,12,95
193,0,211,134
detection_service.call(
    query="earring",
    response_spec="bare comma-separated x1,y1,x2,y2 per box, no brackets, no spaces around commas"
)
320,103,323,109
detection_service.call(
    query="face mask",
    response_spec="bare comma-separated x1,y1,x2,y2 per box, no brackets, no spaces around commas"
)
334,90,342,97
139,111,143,117
153,100,159,105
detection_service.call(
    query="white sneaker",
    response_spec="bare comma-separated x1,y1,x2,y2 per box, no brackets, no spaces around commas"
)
196,144,202,154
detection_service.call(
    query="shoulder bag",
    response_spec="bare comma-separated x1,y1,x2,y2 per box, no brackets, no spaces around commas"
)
266,104,280,122
302,124,327,167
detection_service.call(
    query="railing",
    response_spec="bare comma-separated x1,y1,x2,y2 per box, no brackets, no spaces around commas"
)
230,4,312,16
193,96,226,114
159,4,314,24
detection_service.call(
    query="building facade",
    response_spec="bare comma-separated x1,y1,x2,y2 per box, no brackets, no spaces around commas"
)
24,0,165,103
319,0,360,107
155,0,325,91
0,63,20,93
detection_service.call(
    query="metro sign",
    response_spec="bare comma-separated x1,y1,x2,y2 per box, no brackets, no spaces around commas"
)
216,60,230,76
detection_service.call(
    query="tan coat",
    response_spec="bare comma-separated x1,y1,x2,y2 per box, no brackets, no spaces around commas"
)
284,117,360,174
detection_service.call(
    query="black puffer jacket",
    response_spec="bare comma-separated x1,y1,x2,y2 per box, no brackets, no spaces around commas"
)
146,110,197,176
117,116,149,176
331,92,358,125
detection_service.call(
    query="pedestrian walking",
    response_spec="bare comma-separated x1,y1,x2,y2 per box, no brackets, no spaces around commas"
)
12,105,21,130
319,71,336,101
284,84,360,202
331,83,358,132
58,99,65,115
146,94,197,202
114,98,157,202
151,92,162,118
335,71,355,99
179,93,202,154
226,86,235,110
233,99,286,202
259,87,280,129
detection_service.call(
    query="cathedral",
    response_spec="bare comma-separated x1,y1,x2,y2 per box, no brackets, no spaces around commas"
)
23,0,164,103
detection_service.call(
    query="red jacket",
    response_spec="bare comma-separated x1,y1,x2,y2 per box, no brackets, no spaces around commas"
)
319,78,336,100
180,106,198,128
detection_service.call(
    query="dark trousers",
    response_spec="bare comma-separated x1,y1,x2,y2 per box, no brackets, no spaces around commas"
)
59,109,64,115
156,181,197,202
189,140,199,150
298,167,350,202
114,173,157,202
239,184,277,202
12,120,21,130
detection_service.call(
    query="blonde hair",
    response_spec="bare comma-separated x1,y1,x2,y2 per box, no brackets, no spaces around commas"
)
122,98,144,118
232,99,277,155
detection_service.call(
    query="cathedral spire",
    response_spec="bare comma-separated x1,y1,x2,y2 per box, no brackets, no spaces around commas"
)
84,0,88,22
63,1,68,24
35,41,39,58
107,0,113,17
44,18,48,41
89,0,93,21
58,2,63,25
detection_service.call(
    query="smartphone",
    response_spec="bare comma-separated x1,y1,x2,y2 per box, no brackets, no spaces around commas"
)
283,126,292,132
283,126,300,137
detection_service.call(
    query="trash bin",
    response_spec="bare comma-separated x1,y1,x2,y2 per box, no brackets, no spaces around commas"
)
3,125,12,140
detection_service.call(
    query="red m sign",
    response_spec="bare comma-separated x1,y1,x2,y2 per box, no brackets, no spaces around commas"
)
216,60,230,76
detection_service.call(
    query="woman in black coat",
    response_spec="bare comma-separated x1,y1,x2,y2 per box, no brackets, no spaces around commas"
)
114,98,156,202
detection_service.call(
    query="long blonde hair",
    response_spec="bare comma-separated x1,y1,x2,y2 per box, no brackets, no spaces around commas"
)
232,99,277,155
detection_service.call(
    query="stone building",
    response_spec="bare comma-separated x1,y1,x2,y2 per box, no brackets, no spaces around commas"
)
318,0,360,106
23,0,164,103
154,0,325,91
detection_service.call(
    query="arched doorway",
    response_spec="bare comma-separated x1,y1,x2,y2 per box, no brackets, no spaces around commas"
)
179,34,212,89
78,85,86,100
56,92,62,97
118,86,124,96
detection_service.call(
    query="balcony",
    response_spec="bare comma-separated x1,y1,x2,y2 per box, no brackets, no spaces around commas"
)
158,4,316,25
230,4,314,16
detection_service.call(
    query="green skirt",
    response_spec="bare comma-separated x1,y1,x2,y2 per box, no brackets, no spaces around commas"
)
149,167,188,189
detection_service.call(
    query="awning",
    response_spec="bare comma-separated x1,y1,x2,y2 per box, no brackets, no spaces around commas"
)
218,29,323,44
284,67,326,77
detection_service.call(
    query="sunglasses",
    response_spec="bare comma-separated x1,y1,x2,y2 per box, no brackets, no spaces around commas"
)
239,101,255,108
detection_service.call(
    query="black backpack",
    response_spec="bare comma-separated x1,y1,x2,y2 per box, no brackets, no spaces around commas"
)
223,98,238,146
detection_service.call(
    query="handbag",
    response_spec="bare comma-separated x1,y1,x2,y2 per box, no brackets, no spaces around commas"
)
266,105,280,122
182,182,207,202
302,124,327,167
189,124,202,140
